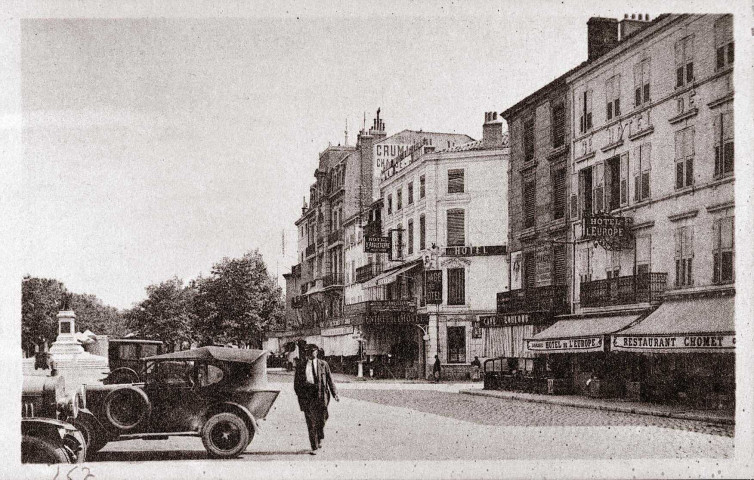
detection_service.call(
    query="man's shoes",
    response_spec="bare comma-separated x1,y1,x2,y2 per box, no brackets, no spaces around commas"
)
309,449,317,455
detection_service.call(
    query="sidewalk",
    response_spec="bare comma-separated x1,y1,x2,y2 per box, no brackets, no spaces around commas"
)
460,388,735,425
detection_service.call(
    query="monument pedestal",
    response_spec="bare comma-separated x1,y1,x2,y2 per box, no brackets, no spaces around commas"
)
48,310,109,390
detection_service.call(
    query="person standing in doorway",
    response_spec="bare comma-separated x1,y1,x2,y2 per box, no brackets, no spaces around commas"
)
433,354,442,383
294,344,339,454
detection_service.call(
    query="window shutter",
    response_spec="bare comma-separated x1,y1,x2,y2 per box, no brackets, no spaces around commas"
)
447,209,465,246
419,214,426,250
408,219,414,255
448,169,465,193
447,268,466,305
620,153,629,205
552,168,565,219
553,245,566,285
524,180,536,227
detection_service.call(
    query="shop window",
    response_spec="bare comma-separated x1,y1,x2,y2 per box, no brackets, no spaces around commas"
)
523,117,535,160
605,75,621,121
448,169,465,193
715,15,734,70
674,225,694,287
447,268,465,305
420,175,426,198
552,167,566,220
551,102,565,148
674,127,694,189
674,35,695,88
447,326,466,363
633,58,651,107
523,178,536,228
713,217,734,284
447,209,465,246
714,111,734,178
407,182,414,205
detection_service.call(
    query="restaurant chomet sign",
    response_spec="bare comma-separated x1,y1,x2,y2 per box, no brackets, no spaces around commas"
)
364,235,391,253
612,334,736,352
581,212,634,250
526,336,604,353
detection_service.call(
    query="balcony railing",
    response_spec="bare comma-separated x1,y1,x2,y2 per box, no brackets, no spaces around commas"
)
305,244,316,258
323,272,344,288
328,228,343,245
497,284,569,314
580,272,668,308
355,263,384,283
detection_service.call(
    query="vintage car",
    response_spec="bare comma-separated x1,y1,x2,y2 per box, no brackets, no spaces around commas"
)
75,346,279,460
103,338,164,384
22,376,86,464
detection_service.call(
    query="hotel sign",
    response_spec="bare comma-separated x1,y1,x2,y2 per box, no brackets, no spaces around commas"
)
425,270,443,304
612,334,736,352
444,245,507,257
527,336,604,353
364,235,391,253
581,213,634,250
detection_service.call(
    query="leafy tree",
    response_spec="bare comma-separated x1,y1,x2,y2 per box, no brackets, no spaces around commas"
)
21,276,66,356
125,277,197,352
70,293,128,338
193,250,284,348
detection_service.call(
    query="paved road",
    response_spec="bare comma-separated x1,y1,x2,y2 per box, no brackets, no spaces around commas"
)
90,373,732,462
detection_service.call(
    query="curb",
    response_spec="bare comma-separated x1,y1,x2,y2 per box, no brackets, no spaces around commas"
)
460,389,735,426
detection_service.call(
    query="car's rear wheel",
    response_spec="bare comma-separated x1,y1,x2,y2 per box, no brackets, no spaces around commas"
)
201,412,250,459
103,386,151,431
74,416,107,458
21,435,71,464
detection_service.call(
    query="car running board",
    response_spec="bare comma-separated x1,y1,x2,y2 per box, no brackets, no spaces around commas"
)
118,432,200,440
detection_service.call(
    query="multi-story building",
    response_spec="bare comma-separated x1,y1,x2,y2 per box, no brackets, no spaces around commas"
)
521,14,735,408
354,112,509,379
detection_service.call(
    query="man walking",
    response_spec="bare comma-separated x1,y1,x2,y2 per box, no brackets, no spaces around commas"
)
433,354,441,383
293,344,339,455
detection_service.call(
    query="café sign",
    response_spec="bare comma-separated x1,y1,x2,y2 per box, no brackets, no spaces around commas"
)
444,245,507,257
612,334,735,352
526,336,604,353
581,212,634,250
365,235,391,253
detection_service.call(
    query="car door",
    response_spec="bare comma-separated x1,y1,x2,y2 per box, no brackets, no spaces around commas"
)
143,360,207,433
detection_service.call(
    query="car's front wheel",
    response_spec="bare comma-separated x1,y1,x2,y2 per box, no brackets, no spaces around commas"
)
21,435,71,464
201,412,250,459
74,415,108,458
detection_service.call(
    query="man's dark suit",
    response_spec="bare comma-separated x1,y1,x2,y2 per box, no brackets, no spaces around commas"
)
293,357,338,450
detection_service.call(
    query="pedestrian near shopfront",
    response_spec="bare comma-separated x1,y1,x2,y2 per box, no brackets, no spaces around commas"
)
293,344,339,455
471,356,482,381
433,355,441,382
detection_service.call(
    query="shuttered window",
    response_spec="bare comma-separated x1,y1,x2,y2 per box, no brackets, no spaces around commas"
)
553,245,567,285
552,167,566,220
523,178,536,228
407,182,414,204
407,219,414,255
448,169,465,193
447,268,465,306
524,251,537,290
419,214,426,250
447,209,465,246
420,175,426,198
674,225,694,287
713,217,734,284
552,103,565,148
524,117,535,161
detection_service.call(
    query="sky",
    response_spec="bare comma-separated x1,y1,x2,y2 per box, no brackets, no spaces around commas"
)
14,2,733,310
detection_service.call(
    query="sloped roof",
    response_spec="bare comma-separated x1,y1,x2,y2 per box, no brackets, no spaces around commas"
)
438,132,509,152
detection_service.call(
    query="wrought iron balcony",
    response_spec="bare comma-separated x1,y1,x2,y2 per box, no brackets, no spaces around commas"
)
355,263,384,283
323,272,344,288
580,272,667,308
496,284,569,314
328,228,343,245
305,244,316,258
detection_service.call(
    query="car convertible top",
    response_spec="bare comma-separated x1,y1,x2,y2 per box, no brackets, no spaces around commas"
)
144,346,268,365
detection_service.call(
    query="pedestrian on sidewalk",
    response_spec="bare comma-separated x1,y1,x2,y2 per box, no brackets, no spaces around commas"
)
293,344,339,455
433,355,441,383
470,356,482,381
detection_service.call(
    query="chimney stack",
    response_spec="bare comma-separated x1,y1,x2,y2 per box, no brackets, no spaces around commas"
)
587,17,619,60
618,13,652,41
482,111,503,148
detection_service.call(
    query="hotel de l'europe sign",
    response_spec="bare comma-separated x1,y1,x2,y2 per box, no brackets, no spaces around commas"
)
581,212,633,251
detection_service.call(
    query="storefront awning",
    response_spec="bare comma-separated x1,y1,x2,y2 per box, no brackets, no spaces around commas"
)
526,315,640,353
363,261,421,288
611,296,735,353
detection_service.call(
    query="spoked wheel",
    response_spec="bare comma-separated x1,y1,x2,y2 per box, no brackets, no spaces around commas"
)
201,413,250,459
21,436,71,464
74,416,108,458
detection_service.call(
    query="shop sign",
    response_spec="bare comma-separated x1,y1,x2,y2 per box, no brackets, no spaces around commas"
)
581,213,634,251
368,299,415,313
425,269,443,304
365,311,416,325
481,313,532,327
365,235,391,253
526,336,604,352
444,245,507,257
321,325,354,337
612,334,736,351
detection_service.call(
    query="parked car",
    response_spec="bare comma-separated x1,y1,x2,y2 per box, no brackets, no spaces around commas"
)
75,346,279,459
22,376,86,464
103,338,164,384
